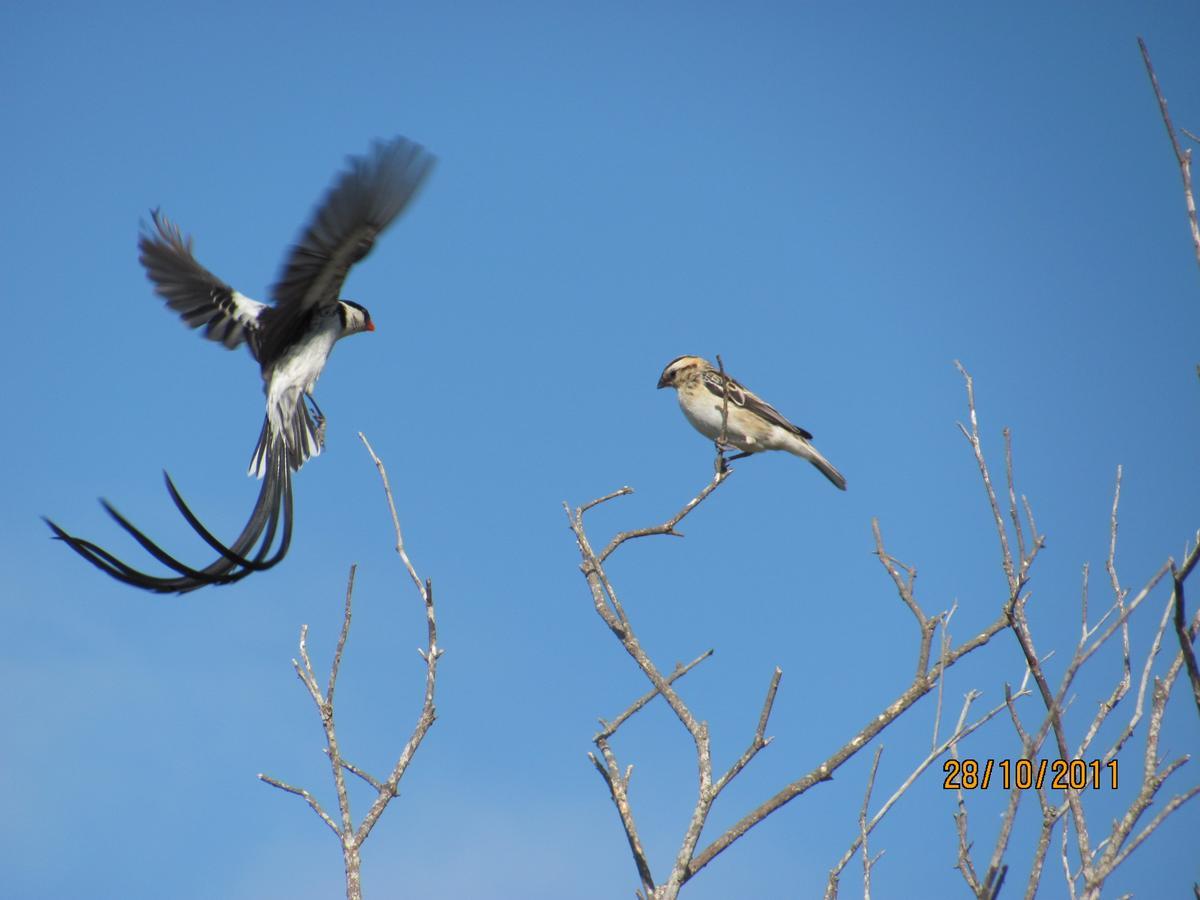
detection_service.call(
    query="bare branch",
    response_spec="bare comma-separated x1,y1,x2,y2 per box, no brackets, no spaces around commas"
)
569,470,784,898
261,438,440,900
953,766,981,897
331,752,389,795
590,747,656,894
596,650,714,741
931,606,956,750
688,602,1012,883
1098,575,1177,765
588,470,733,564
829,689,1018,899
712,667,781,796
257,773,341,838
955,360,1017,593
982,864,1008,900
356,573,440,846
859,746,883,900
327,567,355,718
1107,783,1200,873
1171,541,1200,718
1138,36,1200,269
359,432,427,601
871,518,926,629
581,485,634,515
1004,429,1028,569
714,353,732,475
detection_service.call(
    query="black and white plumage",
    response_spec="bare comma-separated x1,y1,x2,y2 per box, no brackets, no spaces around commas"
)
141,136,434,476
46,136,435,593
657,355,847,490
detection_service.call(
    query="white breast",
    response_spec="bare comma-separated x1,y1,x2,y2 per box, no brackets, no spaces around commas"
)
263,311,343,431
680,392,726,441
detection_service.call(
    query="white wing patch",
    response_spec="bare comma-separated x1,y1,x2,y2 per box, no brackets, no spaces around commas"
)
139,210,267,351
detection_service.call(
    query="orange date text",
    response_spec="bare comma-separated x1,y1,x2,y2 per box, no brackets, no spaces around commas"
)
942,758,1117,791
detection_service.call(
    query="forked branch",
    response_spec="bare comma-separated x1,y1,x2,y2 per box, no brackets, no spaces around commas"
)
258,437,441,900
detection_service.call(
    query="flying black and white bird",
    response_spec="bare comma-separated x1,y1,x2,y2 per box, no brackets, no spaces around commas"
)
657,355,847,490
46,136,435,592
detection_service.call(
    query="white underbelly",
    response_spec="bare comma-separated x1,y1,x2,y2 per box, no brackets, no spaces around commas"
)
264,330,338,424
680,395,761,451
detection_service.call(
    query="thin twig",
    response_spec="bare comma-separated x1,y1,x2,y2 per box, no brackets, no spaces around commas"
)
955,360,1017,593
1171,541,1200,718
256,774,341,837
590,746,656,894
594,471,733,563
596,650,714,741
712,668,782,795
859,746,883,900
715,353,732,475
827,689,1018,899
1138,37,1200,269
359,433,426,601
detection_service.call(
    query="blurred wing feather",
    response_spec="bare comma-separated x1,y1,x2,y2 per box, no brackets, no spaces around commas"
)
260,137,435,362
138,210,266,351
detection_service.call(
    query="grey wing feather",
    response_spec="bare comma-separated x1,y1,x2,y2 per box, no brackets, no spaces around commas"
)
260,137,435,363
139,210,266,351
701,371,814,440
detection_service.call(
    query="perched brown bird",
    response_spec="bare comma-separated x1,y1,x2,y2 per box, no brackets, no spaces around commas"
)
657,355,846,490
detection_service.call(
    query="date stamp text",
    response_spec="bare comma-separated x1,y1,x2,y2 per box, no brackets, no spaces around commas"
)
943,758,1118,791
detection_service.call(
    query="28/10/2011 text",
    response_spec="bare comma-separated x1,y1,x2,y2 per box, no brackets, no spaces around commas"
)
943,758,1118,791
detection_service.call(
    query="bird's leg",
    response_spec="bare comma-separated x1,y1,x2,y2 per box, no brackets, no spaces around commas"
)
304,392,325,425
713,443,754,475
711,440,734,474
304,392,327,446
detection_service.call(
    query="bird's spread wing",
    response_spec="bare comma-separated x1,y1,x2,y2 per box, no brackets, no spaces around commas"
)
259,137,435,364
138,210,267,351
701,370,814,440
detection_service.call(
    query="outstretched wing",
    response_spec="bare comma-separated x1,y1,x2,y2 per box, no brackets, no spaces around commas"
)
138,210,267,351
258,136,435,365
701,370,814,440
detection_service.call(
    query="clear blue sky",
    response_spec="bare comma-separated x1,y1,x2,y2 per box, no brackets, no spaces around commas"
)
3,2,1199,897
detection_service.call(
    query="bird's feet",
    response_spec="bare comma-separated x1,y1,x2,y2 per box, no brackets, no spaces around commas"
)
713,443,752,475
304,394,327,449
714,440,735,475
304,392,325,423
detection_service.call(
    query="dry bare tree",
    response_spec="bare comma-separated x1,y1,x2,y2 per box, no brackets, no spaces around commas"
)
259,435,441,900
1140,36,1200,719
560,39,1200,900
566,360,1198,899
946,369,1199,899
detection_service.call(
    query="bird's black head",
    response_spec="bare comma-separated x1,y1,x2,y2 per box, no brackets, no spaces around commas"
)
338,300,375,334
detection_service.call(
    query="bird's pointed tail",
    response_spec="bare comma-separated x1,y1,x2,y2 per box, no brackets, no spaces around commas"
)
810,451,847,491
788,438,847,491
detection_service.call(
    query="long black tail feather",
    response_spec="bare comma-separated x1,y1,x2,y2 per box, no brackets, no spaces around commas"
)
44,441,293,594
162,465,292,572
